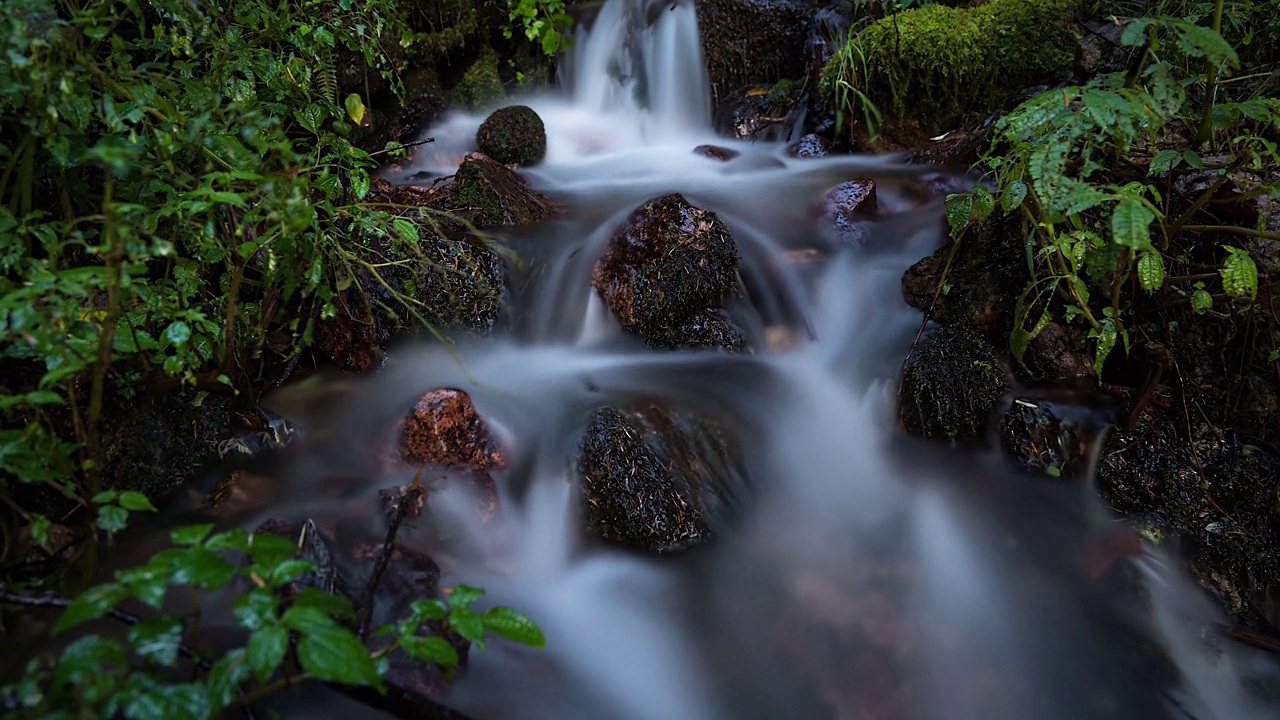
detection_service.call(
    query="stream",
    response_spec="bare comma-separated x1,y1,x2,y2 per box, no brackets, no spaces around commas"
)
121,1,1280,717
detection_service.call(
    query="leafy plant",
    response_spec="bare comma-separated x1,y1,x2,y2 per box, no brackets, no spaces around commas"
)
504,0,574,55
946,6,1280,376
1,524,544,719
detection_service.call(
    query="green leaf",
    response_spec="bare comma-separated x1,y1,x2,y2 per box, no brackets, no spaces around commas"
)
97,504,129,532
164,321,192,347
1191,288,1213,314
392,218,419,243
1137,251,1164,293
118,491,157,512
128,618,184,667
172,524,215,546
1001,180,1027,213
969,186,995,225
409,599,449,622
1220,246,1258,302
247,625,289,683
206,648,252,710
945,193,973,234
344,94,367,126
482,607,546,648
1149,149,1179,174
1090,319,1118,379
1119,18,1155,47
125,683,207,720
234,589,279,632
296,623,381,688
1111,199,1155,252
448,584,486,609
283,605,340,634
448,606,485,649
268,559,314,587
293,587,356,620
400,635,459,667
53,583,129,634
169,546,238,589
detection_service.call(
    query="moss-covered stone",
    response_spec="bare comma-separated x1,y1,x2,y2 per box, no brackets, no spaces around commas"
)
577,405,742,553
899,325,1012,444
591,193,740,343
822,0,1080,134
447,152,555,229
103,392,232,498
451,52,505,111
698,0,812,107
475,105,547,166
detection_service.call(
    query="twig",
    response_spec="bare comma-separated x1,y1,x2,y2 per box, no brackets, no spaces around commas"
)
369,137,435,158
356,484,423,640
1214,622,1280,654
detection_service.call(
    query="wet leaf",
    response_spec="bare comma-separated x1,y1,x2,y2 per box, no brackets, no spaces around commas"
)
1191,288,1213,314
1111,199,1155,252
1220,246,1257,302
235,588,279,631
117,491,156,512
248,625,288,683
400,635,459,667
448,606,485,649
128,618,183,667
296,623,381,688
482,607,546,648
125,683,206,720
1001,180,1027,213
448,584,485,609
293,587,356,620
97,504,129,532
344,93,366,127
171,524,215,546
206,648,251,710
1137,251,1164,293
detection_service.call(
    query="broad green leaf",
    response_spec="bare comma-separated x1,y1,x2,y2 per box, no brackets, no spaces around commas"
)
293,587,356,620
1137,251,1164,293
247,625,289,683
296,623,381,688
206,649,252,710
1001,180,1027,213
1090,320,1118,379
344,94,367,126
945,193,973,234
482,607,546,648
246,531,298,569
268,559,314,586
125,683,207,720
1149,149,1179,174
283,605,340,634
969,186,995,225
52,636,128,685
164,321,191,347
235,589,279,632
400,635,459,667
118,491,157,512
168,546,238,589
392,218,419,243
1119,18,1155,47
128,618,183,667
448,606,485,649
1220,246,1258,302
448,584,486,609
409,599,449,622
97,504,129,532
1191,288,1213,314
171,524,215,546
53,583,129,634
1111,199,1155,251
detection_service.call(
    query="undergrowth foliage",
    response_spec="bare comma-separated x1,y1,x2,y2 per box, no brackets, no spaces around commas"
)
0,0,469,546
946,9,1280,377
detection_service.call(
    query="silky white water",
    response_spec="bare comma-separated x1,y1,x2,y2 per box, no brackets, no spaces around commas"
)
215,1,1280,717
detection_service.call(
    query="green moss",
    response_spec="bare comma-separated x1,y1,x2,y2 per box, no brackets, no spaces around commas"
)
822,0,1081,134
450,52,505,111
900,325,1012,444
475,105,546,166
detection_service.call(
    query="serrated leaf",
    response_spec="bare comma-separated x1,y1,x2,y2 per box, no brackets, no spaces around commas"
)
482,607,545,648
118,491,157,512
172,524,215,546
1191,288,1213,313
351,171,370,199
1220,246,1258,302
293,587,356,620
1169,19,1238,69
1001,180,1027,213
235,588,279,631
946,193,973,234
409,599,449,622
125,683,207,720
248,625,289,683
1137,251,1164,293
448,606,485,649
969,186,995,225
283,605,340,634
206,648,252,710
1111,199,1155,251
296,623,381,688
448,584,485,609
392,218,419,243
1120,18,1155,47
169,546,238,589
128,618,184,667
400,635,459,667
1091,320,1118,379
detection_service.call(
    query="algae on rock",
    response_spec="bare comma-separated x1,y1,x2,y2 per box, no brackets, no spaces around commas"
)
821,0,1081,135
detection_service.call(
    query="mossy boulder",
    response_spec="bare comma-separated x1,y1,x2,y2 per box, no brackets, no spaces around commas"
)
899,325,1012,444
475,105,547,166
451,52,505,111
591,193,740,345
821,0,1080,135
447,152,555,228
577,405,743,553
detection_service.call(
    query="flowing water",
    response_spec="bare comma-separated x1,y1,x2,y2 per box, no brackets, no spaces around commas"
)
164,1,1280,717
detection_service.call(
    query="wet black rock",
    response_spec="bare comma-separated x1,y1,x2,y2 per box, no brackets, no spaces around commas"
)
821,178,877,245
591,193,739,343
713,82,801,142
789,133,830,158
475,105,546,166
645,308,749,352
697,0,813,107
899,325,1011,444
578,405,743,553
448,152,556,229
999,394,1115,478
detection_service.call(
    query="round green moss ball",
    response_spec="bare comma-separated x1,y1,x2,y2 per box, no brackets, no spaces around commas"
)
475,105,546,166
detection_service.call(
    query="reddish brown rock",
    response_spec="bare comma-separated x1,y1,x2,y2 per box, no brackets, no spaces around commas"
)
447,152,556,229
399,389,504,469
591,193,739,343
693,144,740,162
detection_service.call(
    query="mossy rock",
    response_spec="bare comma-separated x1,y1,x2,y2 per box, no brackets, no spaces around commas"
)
591,193,740,343
447,152,555,228
821,0,1081,134
475,105,547,166
577,404,743,553
451,52,505,111
899,325,1012,444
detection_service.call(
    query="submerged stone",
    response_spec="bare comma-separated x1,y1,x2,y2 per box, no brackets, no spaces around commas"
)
899,325,1011,444
399,389,504,469
578,405,742,553
693,144,739,162
475,105,547,166
822,178,878,245
591,193,739,343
